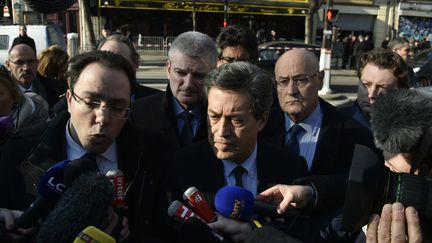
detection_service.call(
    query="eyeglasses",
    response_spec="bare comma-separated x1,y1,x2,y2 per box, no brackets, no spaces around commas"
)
218,56,253,63
71,91,131,119
275,72,320,89
8,59,37,67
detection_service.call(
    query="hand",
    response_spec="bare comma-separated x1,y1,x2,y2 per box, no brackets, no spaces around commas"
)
103,212,130,242
0,208,37,243
366,203,422,243
256,184,314,214
208,213,252,243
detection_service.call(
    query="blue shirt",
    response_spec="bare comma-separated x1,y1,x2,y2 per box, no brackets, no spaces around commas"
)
172,97,202,137
222,144,258,197
284,103,323,170
65,120,118,174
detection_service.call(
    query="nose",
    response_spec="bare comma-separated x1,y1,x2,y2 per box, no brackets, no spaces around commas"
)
285,79,299,95
182,73,194,88
368,86,378,103
215,117,232,138
95,106,111,125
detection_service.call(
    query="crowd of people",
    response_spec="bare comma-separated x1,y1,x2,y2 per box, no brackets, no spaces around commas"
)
0,24,431,243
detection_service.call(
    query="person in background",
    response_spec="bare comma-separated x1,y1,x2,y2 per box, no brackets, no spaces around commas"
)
216,25,258,67
37,45,69,83
0,69,48,131
12,25,36,53
388,37,417,87
96,24,111,46
339,49,410,130
381,35,390,48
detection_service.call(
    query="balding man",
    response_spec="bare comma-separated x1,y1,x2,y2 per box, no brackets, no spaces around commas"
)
257,49,375,242
5,44,65,107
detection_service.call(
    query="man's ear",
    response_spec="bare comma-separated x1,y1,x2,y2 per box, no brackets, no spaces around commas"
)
4,60,11,71
65,89,72,113
257,111,269,132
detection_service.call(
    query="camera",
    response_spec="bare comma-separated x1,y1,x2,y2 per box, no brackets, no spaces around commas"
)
341,144,432,231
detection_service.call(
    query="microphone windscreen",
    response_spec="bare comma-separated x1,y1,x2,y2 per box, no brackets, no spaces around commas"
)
215,186,254,221
35,172,114,243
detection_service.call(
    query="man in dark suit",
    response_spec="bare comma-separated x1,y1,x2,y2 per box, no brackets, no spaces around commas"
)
132,31,218,150
5,44,65,108
254,49,376,242
12,25,36,53
168,62,308,242
0,51,170,242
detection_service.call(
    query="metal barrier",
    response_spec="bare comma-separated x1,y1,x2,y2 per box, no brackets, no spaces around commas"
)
137,35,164,55
164,36,176,55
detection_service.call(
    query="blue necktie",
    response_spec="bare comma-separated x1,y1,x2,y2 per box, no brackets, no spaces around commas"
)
180,111,194,146
286,124,304,155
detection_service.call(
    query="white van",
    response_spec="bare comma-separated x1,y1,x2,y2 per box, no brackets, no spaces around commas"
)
0,24,66,64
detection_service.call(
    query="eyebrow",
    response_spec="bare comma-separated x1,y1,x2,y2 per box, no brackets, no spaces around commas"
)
81,91,129,104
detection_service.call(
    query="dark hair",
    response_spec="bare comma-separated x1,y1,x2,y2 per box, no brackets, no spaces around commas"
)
66,50,136,95
387,37,409,51
98,34,139,67
0,70,23,103
357,48,410,89
204,62,273,119
216,25,259,62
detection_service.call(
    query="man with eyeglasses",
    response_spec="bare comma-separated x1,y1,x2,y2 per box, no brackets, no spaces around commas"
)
216,25,258,67
5,44,65,107
258,49,375,242
132,31,217,150
0,51,171,242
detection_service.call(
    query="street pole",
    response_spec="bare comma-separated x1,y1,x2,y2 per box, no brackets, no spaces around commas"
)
318,0,333,95
192,0,196,31
223,0,228,27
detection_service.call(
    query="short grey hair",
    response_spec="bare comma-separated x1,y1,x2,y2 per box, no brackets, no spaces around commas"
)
388,37,409,51
204,62,273,119
168,31,218,67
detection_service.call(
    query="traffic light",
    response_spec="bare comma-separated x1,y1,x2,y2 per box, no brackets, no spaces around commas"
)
326,9,339,22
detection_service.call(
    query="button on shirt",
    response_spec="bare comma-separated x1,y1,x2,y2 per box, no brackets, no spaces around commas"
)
65,120,118,174
222,144,258,197
173,98,201,137
284,103,323,170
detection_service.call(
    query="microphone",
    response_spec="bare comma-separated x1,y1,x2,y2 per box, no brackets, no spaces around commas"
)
214,186,254,221
183,187,217,222
73,226,116,243
14,156,98,229
35,172,115,243
168,200,200,223
106,170,126,239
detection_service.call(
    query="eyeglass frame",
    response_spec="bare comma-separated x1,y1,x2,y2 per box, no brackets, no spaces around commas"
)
274,71,321,89
70,90,131,119
218,55,254,63
8,59,37,67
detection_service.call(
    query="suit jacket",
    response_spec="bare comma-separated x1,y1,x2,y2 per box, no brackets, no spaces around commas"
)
0,111,171,242
134,83,162,98
167,140,309,204
259,98,375,210
132,84,207,151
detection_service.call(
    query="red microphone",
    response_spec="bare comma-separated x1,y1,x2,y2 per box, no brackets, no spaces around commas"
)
168,200,201,222
106,170,126,208
183,187,216,222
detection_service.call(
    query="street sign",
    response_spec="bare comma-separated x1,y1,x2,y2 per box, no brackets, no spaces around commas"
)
3,6,10,18
324,30,333,35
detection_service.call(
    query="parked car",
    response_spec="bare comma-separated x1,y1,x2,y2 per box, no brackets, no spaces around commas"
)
256,41,321,77
410,47,432,87
0,24,66,64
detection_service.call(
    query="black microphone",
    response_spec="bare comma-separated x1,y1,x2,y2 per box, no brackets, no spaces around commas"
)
14,155,98,229
35,172,115,243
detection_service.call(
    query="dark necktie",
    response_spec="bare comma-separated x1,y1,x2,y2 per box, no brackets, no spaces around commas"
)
232,166,246,188
180,111,194,146
286,124,304,155
81,153,99,171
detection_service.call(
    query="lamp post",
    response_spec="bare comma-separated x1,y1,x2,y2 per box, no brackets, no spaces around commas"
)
318,0,334,95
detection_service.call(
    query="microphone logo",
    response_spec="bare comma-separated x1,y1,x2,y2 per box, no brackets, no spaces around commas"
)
230,199,245,219
47,177,66,194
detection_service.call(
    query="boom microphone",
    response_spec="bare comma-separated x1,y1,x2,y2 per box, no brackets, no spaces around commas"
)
73,226,116,243
183,187,216,222
35,172,115,243
14,155,98,229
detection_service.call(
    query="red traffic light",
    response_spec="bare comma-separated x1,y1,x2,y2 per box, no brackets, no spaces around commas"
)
326,9,339,22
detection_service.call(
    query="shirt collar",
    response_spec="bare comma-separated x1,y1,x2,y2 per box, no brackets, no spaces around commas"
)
222,143,258,179
284,102,323,135
65,120,117,163
17,82,34,92
172,97,202,118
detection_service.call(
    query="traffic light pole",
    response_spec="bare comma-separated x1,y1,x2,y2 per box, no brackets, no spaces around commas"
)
318,0,333,95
